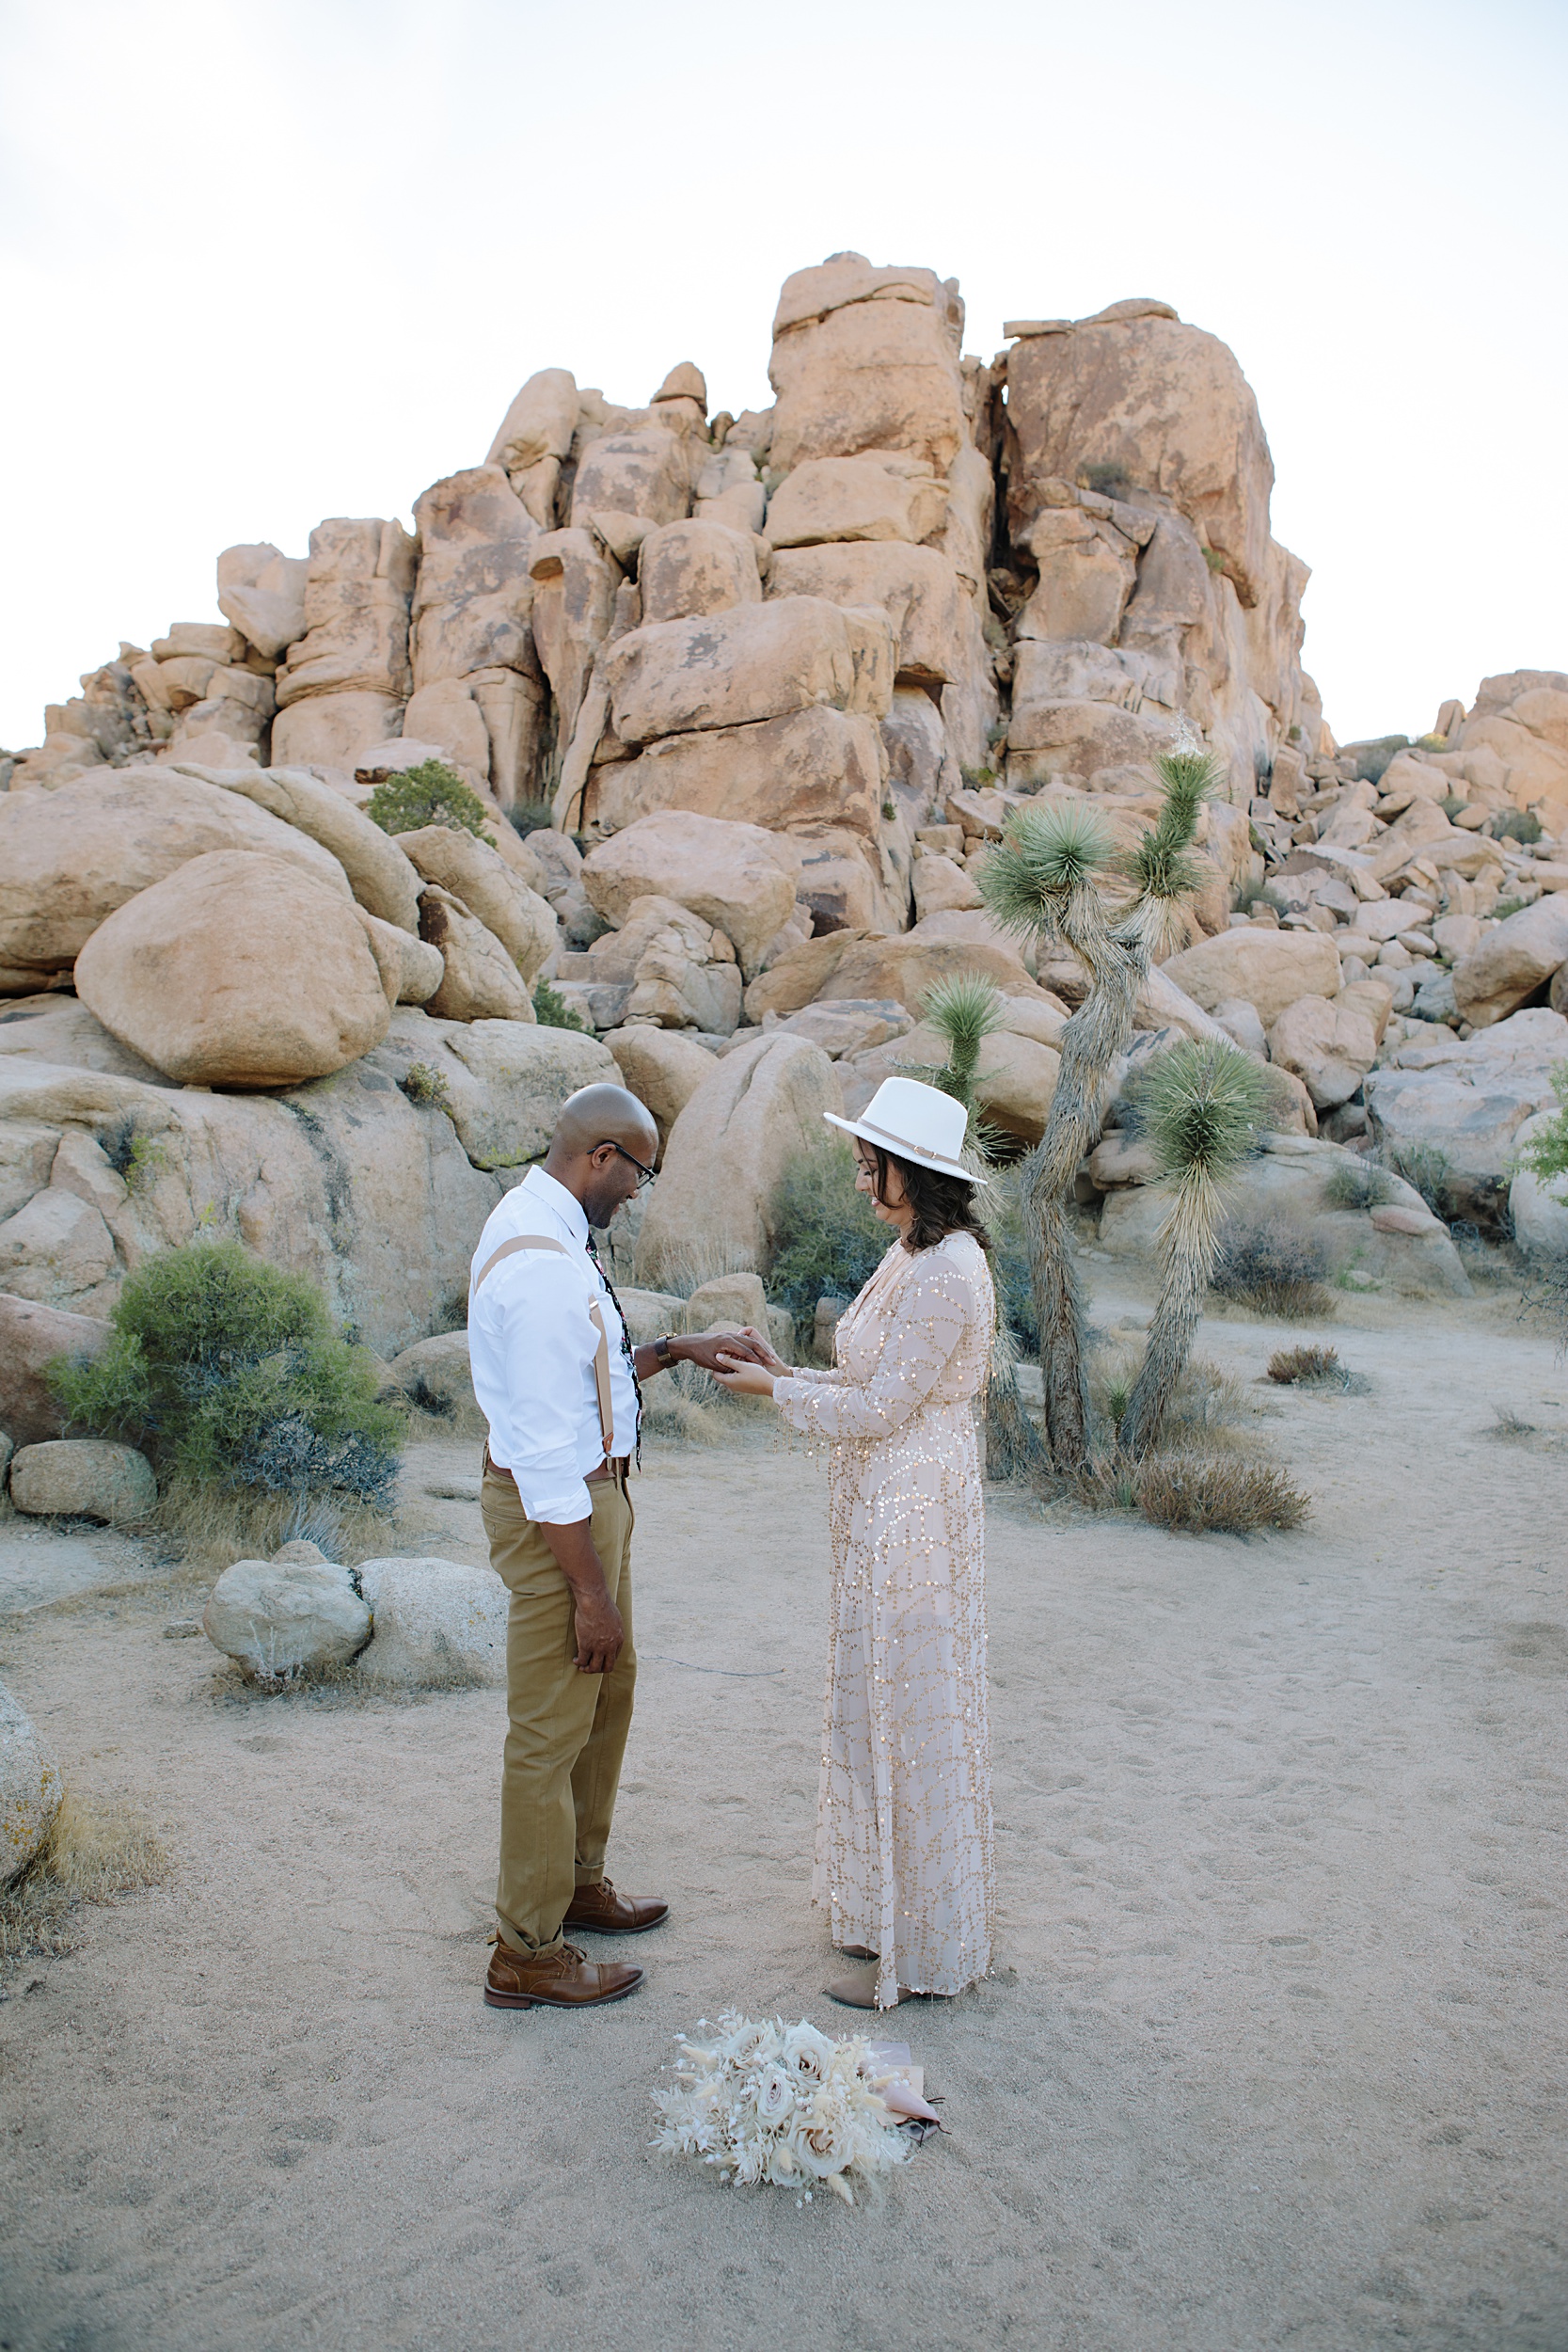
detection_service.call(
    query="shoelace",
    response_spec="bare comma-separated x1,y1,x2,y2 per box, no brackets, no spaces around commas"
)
585,1233,642,1467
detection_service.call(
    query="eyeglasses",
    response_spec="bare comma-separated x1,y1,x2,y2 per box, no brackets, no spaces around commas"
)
598,1139,657,1189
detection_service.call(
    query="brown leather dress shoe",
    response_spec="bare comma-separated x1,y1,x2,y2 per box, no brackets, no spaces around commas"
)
483,1939,644,2010
562,1877,670,1935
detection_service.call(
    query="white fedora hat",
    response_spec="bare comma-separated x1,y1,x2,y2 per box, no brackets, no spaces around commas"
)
823,1075,988,1185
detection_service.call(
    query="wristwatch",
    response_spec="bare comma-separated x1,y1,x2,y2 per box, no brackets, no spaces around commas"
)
655,1333,675,1364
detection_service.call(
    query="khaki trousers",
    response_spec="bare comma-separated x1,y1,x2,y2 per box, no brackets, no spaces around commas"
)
482,1462,637,1956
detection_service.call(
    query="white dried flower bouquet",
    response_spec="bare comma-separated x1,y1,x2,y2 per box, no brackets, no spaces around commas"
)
651,2010,925,2203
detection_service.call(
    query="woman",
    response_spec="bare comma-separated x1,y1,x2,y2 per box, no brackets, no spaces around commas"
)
715,1075,996,2011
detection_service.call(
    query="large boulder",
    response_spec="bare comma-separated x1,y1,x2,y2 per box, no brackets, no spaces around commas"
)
570,429,691,531
972,1032,1061,1145
635,1032,844,1284
1509,1110,1568,1261
1366,1010,1568,1224
817,930,1037,1015
742,930,873,1022
0,1295,110,1447
767,542,963,685
203,1553,372,1683
269,691,406,773
185,762,422,931
9,1438,156,1526
605,598,895,744
216,542,309,661
372,1009,617,1173
409,465,540,689
274,516,417,709
593,707,885,841
638,521,762,624
1004,302,1275,606
1098,1135,1470,1295
0,1682,62,1883
610,900,743,1034
355,1557,508,1688
418,887,533,1023
384,1329,477,1418
768,256,966,475
0,768,353,986
764,453,946,548
580,812,799,978
74,851,392,1087
1267,993,1379,1111
1160,929,1342,1029
1452,895,1568,1028
485,366,579,521
396,826,556,984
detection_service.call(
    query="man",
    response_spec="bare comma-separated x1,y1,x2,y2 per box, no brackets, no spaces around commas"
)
468,1081,768,2011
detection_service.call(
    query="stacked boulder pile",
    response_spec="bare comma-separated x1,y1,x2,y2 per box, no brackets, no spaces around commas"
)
2,251,1565,1397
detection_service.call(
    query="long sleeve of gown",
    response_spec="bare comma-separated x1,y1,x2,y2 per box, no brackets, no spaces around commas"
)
773,1260,970,1442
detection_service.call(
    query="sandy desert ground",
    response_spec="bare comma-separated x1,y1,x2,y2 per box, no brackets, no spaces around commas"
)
1,1275,1565,2352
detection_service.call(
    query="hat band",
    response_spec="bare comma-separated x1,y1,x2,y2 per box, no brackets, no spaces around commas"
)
855,1115,960,1168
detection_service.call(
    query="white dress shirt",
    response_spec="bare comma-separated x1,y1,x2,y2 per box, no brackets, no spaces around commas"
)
467,1166,639,1526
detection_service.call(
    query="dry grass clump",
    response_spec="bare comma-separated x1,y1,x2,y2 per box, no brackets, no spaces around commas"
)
153,1476,397,1581
1268,1344,1341,1385
1488,1406,1537,1442
1211,1216,1332,1319
1,1789,169,1966
1135,1454,1311,1534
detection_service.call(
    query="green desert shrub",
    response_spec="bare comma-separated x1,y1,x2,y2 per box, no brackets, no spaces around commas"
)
532,977,590,1031
399,1061,452,1114
1492,808,1543,845
49,1241,403,1509
1386,1141,1450,1216
366,759,495,843
1211,1215,1331,1318
767,1145,888,1331
1515,1064,1568,1197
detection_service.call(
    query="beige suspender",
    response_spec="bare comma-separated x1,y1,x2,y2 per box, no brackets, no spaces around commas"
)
471,1234,614,1456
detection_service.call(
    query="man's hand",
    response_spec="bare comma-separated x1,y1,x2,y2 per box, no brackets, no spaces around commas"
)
539,1515,625,1673
568,1582,625,1675
634,1327,772,1381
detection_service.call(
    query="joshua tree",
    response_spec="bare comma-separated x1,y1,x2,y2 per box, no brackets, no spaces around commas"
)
975,746,1219,1473
1116,1037,1272,1457
919,973,1052,1486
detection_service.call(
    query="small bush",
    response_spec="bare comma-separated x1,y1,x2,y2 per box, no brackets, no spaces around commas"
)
959,763,995,789
508,799,557,838
1492,897,1528,922
1493,808,1543,845
1232,878,1286,918
1386,1142,1450,1216
767,1145,888,1331
1267,1344,1341,1384
49,1241,403,1510
400,1061,452,1114
533,977,590,1032
1323,1159,1396,1211
1136,1454,1310,1534
1203,548,1227,575
1211,1216,1331,1318
1516,1066,1568,1197
99,1117,170,1194
1079,460,1132,499
366,760,495,843
1488,1405,1536,1441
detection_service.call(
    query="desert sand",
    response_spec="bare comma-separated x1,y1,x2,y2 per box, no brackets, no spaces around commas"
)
2,1278,1566,2352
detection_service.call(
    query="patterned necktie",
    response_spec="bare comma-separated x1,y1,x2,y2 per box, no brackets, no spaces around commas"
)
585,1231,643,1467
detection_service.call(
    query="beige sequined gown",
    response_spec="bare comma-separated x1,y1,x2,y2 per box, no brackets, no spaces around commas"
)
773,1231,995,2010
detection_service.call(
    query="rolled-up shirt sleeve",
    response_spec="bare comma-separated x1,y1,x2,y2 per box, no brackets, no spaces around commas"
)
471,1254,603,1524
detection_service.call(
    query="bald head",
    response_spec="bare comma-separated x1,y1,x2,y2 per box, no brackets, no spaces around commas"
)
551,1083,658,1161
544,1082,659,1227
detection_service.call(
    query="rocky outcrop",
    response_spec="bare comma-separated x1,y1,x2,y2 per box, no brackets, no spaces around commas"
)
355,1558,508,1687
580,812,799,978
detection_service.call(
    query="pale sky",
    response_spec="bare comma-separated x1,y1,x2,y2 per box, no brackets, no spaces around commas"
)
2,0,1563,753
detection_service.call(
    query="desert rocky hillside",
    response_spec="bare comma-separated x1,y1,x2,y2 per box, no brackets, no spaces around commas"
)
3,250,1567,1383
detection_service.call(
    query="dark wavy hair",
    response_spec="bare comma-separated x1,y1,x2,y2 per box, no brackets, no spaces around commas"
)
863,1146,992,1254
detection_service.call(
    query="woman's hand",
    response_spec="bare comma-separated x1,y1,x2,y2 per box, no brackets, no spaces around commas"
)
736,1324,790,1375
712,1348,778,1398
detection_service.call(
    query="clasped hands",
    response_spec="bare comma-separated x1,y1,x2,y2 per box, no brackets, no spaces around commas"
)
708,1324,789,1398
